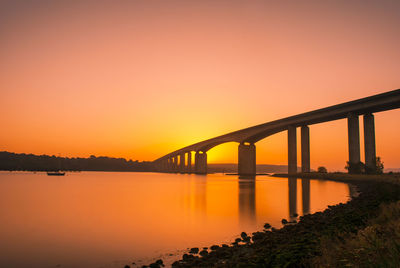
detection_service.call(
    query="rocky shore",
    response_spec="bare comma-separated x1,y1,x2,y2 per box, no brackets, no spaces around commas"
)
135,174,400,268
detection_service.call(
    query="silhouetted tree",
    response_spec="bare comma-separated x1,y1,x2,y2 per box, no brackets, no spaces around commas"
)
317,166,327,173
345,161,365,174
365,156,384,174
345,157,384,174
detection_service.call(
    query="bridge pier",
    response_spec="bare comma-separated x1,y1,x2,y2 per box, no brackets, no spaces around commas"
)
155,161,160,172
168,158,173,172
238,143,256,176
347,113,361,173
179,153,185,173
363,113,376,173
161,160,166,172
288,126,297,174
174,155,178,173
301,126,310,173
187,152,192,173
195,151,207,174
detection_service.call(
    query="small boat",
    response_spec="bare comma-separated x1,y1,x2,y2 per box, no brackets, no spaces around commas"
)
47,171,65,176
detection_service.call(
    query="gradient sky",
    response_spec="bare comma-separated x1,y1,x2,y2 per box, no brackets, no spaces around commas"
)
1,0,400,170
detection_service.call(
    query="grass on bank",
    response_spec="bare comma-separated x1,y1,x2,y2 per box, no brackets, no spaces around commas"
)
313,200,400,268
273,172,400,185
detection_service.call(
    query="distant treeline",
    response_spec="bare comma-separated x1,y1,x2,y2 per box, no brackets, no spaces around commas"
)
0,151,154,172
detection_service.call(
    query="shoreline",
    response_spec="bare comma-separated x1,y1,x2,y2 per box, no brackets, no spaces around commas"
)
138,173,400,268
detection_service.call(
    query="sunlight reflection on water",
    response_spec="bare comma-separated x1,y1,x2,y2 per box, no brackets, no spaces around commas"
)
0,171,350,268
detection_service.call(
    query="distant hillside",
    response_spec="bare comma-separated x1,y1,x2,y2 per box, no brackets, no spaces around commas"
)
208,163,294,173
0,151,153,172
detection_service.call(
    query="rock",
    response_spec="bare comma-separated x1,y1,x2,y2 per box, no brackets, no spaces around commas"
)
264,223,271,229
124,266,130,268
210,245,219,250
155,259,164,266
240,232,248,239
171,261,180,267
221,244,229,248
189,247,199,254
199,250,208,257
252,232,264,242
182,254,194,261
281,218,288,224
235,238,242,243
293,213,299,217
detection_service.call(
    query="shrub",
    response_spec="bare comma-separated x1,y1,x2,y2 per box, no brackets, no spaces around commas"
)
313,201,400,267
317,166,327,173
365,156,384,174
345,161,365,174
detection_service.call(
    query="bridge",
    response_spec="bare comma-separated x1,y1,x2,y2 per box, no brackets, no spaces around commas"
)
153,89,400,175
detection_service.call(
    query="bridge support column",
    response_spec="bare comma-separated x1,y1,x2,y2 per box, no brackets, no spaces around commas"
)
187,152,192,173
364,113,376,173
170,157,173,172
347,113,361,174
154,162,160,172
288,126,297,174
174,155,178,173
301,126,310,173
168,158,173,172
179,153,185,173
163,161,166,172
238,143,256,176
161,160,166,172
195,151,207,174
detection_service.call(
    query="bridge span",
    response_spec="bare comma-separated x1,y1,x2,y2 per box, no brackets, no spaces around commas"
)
153,89,400,175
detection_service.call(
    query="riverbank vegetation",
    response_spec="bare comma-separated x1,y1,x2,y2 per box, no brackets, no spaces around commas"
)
0,151,153,172
345,156,384,174
314,199,400,267
138,175,400,268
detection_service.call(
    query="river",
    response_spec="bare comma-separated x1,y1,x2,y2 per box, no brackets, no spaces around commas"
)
0,171,350,268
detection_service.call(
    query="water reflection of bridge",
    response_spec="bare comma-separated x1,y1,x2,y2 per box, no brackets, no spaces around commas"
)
288,177,310,219
238,177,311,223
188,176,348,225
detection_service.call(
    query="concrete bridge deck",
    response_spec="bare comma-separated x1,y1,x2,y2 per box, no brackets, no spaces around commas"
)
154,89,400,175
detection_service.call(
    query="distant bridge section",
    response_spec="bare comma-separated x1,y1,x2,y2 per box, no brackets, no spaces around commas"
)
153,89,400,175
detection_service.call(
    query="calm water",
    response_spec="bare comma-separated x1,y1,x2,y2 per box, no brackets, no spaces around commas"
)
0,171,351,268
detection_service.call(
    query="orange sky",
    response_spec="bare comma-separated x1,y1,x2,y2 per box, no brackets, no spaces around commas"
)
1,0,400,170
